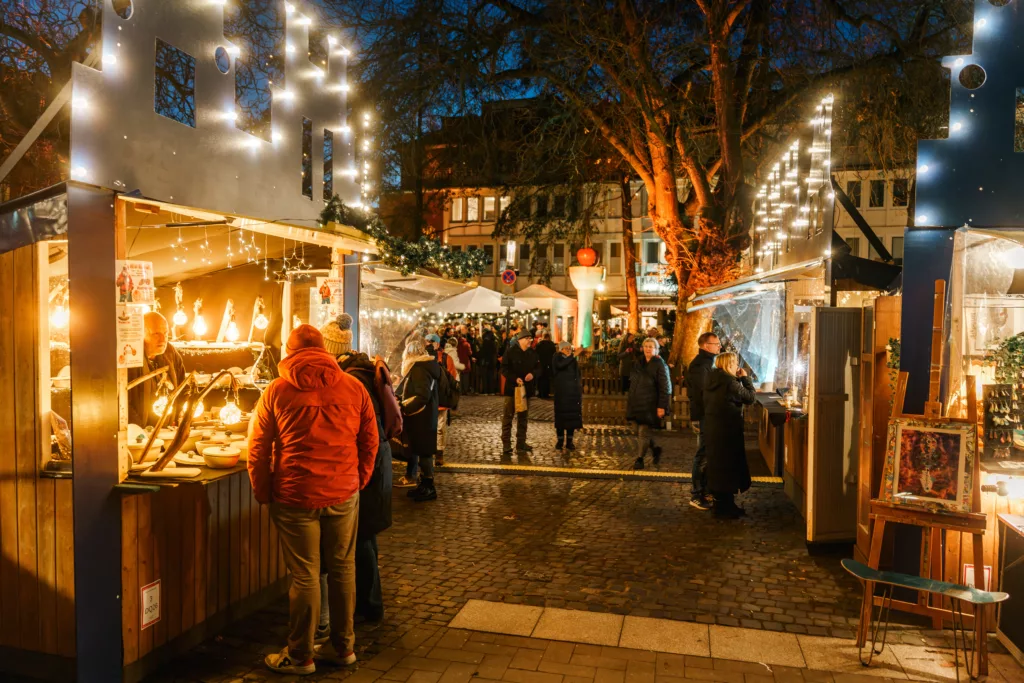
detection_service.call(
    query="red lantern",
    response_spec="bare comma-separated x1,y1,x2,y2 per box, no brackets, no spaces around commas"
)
577,247,598,267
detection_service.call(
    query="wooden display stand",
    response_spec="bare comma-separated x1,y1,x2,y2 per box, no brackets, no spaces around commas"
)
858,281,992,675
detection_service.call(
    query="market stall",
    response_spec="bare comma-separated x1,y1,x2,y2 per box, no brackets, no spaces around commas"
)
515,283,577,342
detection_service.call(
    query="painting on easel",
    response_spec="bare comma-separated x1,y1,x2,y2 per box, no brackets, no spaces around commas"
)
881,417,977,514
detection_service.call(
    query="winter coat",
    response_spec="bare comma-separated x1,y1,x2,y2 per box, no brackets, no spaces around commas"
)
127,343,187,427
399,358,441,458
618,340,638,378
501,343,541,397
536,339,557,376
551,353,583,431
444,347,465,379
247,347,378,508
480,331,498,363
626,355,672,426
338,353,393,538
685,349,717,422
703,368,757,495
457,338,473,371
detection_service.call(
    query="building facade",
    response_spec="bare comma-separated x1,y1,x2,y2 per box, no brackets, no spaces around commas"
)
832,168,912,264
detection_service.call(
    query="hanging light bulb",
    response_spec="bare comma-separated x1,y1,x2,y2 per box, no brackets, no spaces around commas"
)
220,399,242,425
193,314,207,337
226,318,240,342
50,305,69,329
173,308,188,326
152,394,169,417
254,313,269,330
184,399,205,419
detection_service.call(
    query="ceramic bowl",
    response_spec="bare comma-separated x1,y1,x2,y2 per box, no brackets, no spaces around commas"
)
157,428,177,441
194,440,227,456
203,446,240,469
127,438,164,463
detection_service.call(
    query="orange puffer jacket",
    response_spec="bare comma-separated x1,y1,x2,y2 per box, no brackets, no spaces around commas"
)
248,347,379,508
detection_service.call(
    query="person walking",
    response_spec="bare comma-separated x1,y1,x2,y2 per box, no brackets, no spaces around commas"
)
703,352,756,519
535,332,557,399
500,330,540,457
627,337,672,470
248,325,378,675
457,333,474,395
551,341,584,451
479,326,498,394
618,332,638,394
685,332,720,511
398,339,442,502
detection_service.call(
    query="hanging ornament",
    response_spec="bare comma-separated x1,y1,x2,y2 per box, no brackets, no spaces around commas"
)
253,295,269,330
192,298,207,338
172,282,187,326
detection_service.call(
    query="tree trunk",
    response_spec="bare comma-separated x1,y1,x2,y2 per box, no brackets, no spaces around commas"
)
620,177,640,334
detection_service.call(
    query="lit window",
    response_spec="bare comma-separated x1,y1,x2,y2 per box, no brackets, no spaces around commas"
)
451,198,464,222
499,196,510,215
467,197,480,221
483,197,496,221
891,237,904,264
846,181,862,207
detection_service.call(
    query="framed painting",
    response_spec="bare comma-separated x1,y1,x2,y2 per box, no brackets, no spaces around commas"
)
880,417,977,513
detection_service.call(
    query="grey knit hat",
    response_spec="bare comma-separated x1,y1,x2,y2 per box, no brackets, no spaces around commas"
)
321,312,354,355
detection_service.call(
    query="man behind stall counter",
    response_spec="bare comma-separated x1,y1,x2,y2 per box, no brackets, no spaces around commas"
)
127,311,187,427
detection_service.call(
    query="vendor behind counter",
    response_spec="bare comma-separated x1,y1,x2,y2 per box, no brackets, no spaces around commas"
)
127,311,186,426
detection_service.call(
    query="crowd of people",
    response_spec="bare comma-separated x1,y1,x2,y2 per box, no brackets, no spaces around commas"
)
233,313,756,676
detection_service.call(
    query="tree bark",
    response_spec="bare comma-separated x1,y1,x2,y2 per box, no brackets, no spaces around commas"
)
620,177,640,334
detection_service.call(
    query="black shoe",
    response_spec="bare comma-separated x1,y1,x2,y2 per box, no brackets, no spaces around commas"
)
565,441,575,451
714,506,742,519
555,439,564,450
633,457,645,470
652,446,662,465
516,444,533,453
413,478,437,502
314,624,331,644
407,480,427,498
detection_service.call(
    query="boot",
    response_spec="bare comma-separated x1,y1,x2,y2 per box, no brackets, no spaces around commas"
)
633,456,645,470
555,438,564,450
565,440,575,451
652,446,662,465
413,477,437,502
407,479,428,498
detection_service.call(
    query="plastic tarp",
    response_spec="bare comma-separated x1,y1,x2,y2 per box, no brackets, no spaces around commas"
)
708,285,786,385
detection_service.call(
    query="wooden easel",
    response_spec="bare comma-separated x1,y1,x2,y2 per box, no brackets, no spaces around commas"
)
859,281,991,675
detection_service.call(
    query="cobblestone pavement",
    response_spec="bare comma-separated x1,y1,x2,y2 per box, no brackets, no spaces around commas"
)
140,397,961,683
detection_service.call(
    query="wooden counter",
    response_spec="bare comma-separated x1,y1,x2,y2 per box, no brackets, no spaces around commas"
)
120,468,286,683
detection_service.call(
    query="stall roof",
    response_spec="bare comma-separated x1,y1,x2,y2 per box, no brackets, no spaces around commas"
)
0,182,68,256
687,258,824,312
515,284,578,316
361,266,472,311
425,286,531,314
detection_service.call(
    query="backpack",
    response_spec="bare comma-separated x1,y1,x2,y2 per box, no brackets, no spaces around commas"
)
372,358,404,440
437,355,460,410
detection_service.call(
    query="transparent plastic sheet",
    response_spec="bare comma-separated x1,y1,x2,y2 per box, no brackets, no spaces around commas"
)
709,286,785,386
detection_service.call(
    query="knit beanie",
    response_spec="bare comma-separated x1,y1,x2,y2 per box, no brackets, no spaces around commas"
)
286,324,325,354
321,312,354,356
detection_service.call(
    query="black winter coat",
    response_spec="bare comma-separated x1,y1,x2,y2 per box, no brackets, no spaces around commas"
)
703,368,756,495
501,343,541,397
627,355,672,426
685,349,716,421
399,359,441,458
480,331,498,362
536,339,557,375
551,353,583,431
338,353,393,538
618,339,639,378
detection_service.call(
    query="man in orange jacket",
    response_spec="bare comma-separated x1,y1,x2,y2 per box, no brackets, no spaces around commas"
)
248,325,378,675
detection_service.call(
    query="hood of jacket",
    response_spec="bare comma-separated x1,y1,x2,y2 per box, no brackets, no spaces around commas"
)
338,351,375,373
279,347,344,392
705,367,734,392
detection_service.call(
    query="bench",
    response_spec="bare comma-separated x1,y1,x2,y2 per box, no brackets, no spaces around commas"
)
842,558,1009,682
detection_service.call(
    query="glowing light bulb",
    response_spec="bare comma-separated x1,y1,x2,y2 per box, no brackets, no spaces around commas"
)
226,320,240,342
226,45,241,58
272,130,283,143
192,400,205,419
103,53,117,67
71,166,88,180
976,18,987,29
340,83,351,92
918,164,929,173
220,400,242,426
152,395,169,416
285,2,295,13
50,305,69,329
951,121,963,132
917,215,928,224
72,94,89,110
193,315,208,337
254,313,269,330
172,309,187,326
286,42,296,54
327,35,337,47
954,58,964,67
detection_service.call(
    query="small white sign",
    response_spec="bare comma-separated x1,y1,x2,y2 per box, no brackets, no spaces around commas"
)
500,295,515,308
141,579,161,630
963,564,992,591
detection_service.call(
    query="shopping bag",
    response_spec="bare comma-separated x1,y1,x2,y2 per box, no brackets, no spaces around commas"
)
515,384,528,413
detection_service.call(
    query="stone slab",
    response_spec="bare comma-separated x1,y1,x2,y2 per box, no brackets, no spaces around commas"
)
619,616,711,657
449,599,544,637
532,607,624,646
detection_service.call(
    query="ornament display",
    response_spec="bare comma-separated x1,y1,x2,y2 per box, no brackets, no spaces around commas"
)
172,282,187,326
192,298,207,337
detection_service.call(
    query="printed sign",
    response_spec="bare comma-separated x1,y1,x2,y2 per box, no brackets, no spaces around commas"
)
116,307,145,369
500,295,516,309
963,563,992,591
312,277,345,328
501,269,517,286
115,260,155,306
141,579,161,630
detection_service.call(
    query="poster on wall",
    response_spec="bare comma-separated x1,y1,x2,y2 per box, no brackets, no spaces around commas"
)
116,307,145,369
115,260,156,306
311,277,344,328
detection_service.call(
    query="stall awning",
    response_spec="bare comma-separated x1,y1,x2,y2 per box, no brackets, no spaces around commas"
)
686,258,824,313
424,286,532,314
515,284,578,317
0,183,67,256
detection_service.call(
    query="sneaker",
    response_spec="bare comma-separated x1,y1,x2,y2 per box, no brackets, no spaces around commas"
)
266,647,315,675
395,476,418,488
652,446,662,465
633,457,645,470
314,624,331,644
689,497,712,511
313,643,357,666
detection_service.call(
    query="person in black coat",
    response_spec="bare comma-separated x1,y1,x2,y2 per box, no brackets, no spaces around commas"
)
500,331,541,456
684,332,721,510
703,352,756,519
627,338,672,470
535,333,557,399
479,327,499,394
618,332,639,393
398,339,441,502
551,341,584,450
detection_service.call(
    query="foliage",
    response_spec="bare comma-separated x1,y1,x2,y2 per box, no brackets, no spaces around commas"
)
886,337,901,370
320,196,489,280
992,333,1024,383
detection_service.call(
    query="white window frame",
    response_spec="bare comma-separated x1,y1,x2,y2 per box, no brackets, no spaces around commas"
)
483,196,496,221
466,196,480,222
451,197,464,223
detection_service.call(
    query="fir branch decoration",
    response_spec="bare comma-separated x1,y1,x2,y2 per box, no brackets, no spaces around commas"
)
320,196,490,280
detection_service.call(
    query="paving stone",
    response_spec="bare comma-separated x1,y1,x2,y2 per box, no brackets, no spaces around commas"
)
504,669,566,683
512,649,547,671
382,669,416,682
533,608,624,647
538,662,598,679
709,627,805,669
407,673,443,683
438,662,479,683
796,637,904,679
544,642,578,665
596,669,627,683
620,617,710,657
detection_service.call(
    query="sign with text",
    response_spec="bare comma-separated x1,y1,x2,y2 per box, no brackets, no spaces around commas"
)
115,260,156,305
141,579,161,630
963,564,992,591
116,307,144,369
500,295,516,309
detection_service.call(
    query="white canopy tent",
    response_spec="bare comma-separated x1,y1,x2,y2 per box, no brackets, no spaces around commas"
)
424,286,532,314
514,284,578,343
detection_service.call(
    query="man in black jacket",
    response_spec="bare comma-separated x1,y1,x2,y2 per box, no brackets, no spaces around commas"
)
685,332,721,510
535,333,557,399
500,330,541,457
479,327,498,394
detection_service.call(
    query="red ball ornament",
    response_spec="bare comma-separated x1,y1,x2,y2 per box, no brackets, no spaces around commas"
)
576,247,598,267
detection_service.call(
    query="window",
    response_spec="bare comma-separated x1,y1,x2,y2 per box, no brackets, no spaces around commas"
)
535,195,548,219
868,239,883,261
845,236,861,257
154,39,197,127
552,243,565,274
637,185,649,217
552,195,566,217
451,198,464,223
869,180,885,208
645,241,660,264
301,117,313,198
322,129,334,201
611,243,621,258
846,180,862,207
520,244,531,263
499,196,510,216
634,242,641,274
609,242,622,275
553,243,564,260
891,236,905,264
466,196,480,221
483,197,496,221
450,244,463,252
892,179,909,207
484,244,496,273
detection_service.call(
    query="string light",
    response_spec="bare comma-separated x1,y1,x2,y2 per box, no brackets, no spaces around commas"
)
51,304,69,329
226,316,240,342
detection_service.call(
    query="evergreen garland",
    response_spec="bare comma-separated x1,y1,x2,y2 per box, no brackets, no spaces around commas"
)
319,196,491,280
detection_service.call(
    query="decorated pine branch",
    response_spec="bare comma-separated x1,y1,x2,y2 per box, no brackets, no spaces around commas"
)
319,196,490,280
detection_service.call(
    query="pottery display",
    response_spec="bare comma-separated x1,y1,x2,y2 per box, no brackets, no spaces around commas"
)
127,438,164,463
203,446,240,469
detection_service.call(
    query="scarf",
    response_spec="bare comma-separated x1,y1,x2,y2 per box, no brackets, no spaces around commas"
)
401,354,434,380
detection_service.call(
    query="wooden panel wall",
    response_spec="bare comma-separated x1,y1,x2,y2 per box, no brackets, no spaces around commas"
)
121,471,283,666
0,244,76,657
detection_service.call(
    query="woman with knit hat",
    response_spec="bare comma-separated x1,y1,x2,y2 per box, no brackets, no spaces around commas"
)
321,312,355,357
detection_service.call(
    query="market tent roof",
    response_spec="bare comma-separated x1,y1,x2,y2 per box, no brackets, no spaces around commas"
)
425,286,532,314
360,266,472,311
515,284,578,316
